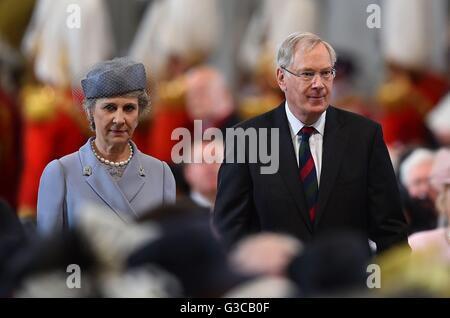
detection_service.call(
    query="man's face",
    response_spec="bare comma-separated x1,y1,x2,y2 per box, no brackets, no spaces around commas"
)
277,43,334,124
406,161,434,200
186,69,232,121
184,161,221,196
184,142,223,198
186,73,216,120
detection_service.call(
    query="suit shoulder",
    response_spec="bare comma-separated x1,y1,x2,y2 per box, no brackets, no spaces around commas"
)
332,106,379,130
41,158,65,180
234,106,280,129
139,154,175,181
139,152,167,170
42,159,61,172
40,153,79,180
58,151,80,168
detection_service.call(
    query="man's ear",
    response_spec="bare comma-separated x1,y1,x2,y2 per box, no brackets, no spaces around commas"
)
276,68,287,92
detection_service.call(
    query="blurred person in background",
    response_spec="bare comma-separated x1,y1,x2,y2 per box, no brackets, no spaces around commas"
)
427,92,450,147
129,0,221,164
182,140,224,212
180,66,238,207
0,0,35,210
37,58,176,235
185,65,241,134
398,148,438,234
237,0,317,120
330,53,374,119
172,64,239,196
408,148,450,263
377,0,449,166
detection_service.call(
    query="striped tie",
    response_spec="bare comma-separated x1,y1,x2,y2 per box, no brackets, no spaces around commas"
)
298,126,318,222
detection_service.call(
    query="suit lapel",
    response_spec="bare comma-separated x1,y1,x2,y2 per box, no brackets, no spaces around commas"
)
78,139,137,222
117,141,146,203
315,107,348,227
273,105,313,233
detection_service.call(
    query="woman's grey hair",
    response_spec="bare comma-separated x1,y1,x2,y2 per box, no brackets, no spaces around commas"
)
83,90,150,131
276,32,337,69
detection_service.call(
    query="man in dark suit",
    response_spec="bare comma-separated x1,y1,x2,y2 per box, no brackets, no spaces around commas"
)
213,32,408,253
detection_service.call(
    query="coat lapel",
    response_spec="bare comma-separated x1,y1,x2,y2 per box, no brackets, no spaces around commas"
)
78,139,137,222
273,105,313,233
117,141,146,203
315,106,348,227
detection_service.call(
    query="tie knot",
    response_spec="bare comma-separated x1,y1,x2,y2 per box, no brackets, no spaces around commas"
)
299,126,315,139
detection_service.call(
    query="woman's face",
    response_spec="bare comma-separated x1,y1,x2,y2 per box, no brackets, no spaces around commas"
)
93,96,139,146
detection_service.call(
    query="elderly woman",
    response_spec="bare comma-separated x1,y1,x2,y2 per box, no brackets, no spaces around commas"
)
37,58,176,234
408,148,450,263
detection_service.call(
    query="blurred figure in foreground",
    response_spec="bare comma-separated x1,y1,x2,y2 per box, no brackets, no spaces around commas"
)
229,232,303,277
287,231,373,297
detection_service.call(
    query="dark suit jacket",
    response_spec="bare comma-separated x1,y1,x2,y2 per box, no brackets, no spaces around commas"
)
213,103,408,252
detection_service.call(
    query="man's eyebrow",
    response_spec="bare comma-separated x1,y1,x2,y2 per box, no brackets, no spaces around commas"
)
297,67,333,72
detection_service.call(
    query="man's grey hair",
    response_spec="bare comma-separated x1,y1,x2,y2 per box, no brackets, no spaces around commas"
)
83,90,150,131
399,148,435,187
276,32,337,69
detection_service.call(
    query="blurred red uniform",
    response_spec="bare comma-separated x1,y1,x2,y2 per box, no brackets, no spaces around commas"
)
17,86,89,218
0,88,21,209
146,81,192,163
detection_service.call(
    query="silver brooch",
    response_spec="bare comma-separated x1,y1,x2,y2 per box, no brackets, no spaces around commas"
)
83,166,92,176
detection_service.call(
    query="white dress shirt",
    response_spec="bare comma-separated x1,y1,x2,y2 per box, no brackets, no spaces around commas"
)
190,191,213,210
285,102,326,186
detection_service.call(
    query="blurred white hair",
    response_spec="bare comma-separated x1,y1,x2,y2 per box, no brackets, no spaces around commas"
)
399,148,435,186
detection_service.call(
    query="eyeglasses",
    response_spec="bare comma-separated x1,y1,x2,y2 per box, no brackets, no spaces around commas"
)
281,67,336,82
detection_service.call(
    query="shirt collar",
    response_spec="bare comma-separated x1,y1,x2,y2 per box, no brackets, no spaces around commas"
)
190,191,213,209
285,101,326,138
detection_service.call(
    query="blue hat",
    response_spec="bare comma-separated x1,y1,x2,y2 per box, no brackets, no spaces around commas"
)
81,57,146,99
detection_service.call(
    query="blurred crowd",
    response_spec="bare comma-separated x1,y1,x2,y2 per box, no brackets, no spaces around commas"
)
0,0,450,297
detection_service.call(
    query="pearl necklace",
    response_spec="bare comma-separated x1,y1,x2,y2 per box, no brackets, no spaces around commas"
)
91,140,133,167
